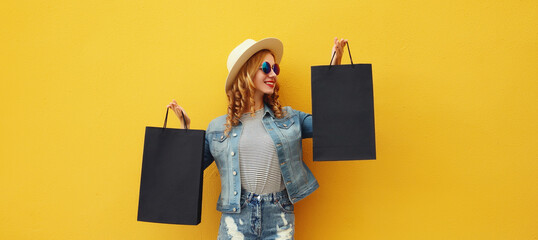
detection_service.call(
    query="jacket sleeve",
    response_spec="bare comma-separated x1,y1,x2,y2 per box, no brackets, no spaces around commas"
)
202,124,215,171
295,108,313,139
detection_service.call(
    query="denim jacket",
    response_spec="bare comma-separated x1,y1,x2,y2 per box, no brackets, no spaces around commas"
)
202,104,319,213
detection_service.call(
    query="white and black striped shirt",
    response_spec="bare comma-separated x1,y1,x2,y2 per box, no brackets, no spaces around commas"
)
238,108,286,194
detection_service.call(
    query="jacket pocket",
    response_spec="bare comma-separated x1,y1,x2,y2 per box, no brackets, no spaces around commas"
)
274,117,295,129
275,116,300,140
209,131,228,154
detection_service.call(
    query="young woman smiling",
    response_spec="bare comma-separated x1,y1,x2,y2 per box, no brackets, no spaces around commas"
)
167,37,347,240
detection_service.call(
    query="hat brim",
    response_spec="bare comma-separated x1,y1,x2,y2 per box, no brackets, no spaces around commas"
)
225,38,283,92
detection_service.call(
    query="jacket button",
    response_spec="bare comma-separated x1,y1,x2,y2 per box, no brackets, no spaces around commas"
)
233,133,237,137
220,135,224,140
276,143,282,147
233,208,237,212
280,162,285,166
286,181,291,184
231,151,235,156
233,171,237,176
283,124,287,127
234,191,238,195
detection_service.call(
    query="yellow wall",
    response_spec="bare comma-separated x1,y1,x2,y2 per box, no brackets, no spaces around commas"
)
1,0,537,239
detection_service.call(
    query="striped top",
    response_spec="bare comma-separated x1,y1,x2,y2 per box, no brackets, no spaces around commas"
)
238,108,285,194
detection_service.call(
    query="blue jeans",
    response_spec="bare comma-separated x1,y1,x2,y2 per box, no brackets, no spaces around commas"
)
217,189,295,240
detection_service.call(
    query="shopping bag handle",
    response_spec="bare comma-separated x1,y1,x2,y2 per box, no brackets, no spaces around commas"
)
329,42,354,68
163,107,188,130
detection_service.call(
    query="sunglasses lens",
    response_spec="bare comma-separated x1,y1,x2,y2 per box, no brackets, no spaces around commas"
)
262,62,271,74
273,63,280,75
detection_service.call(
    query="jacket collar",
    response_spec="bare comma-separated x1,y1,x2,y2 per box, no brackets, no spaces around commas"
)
237,103,275,124
263,103,276,118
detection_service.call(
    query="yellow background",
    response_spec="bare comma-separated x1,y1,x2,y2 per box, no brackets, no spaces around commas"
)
1,0,537,239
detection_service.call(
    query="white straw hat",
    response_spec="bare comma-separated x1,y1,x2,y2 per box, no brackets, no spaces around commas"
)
225,38,283,92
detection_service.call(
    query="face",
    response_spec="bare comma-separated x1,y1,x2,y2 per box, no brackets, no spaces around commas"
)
252,53,278,97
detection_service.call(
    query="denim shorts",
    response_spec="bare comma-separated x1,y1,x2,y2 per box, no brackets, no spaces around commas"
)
217,189,295,240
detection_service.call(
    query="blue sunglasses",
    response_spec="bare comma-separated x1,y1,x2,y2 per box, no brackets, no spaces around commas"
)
259,61,280,75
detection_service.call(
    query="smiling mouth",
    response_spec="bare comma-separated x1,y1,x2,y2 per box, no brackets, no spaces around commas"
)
264,81,275,88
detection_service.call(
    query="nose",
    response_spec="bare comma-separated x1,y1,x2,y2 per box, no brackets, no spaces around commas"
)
268,68,277,77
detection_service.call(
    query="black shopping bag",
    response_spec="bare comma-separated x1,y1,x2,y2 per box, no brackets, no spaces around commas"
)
137,108,205,225
311,43,376,161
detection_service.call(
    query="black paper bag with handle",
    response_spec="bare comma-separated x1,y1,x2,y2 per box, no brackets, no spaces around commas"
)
311,43,376,161
137,108,205,225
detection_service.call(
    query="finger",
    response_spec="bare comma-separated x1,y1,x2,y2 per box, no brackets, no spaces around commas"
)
334,37,338,45
180,108,189,118
175,109,184,119
179,108,190,120
177,105,186,116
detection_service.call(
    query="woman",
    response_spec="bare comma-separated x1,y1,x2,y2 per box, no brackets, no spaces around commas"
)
167,37,347,240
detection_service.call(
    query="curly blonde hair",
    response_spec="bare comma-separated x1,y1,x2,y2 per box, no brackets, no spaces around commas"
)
224,49,284,135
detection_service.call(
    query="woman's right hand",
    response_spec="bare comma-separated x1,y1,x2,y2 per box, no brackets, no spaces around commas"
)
166,99,191,129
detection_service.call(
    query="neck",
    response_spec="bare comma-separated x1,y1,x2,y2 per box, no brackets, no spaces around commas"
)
240,97,264,113
253,92,264,110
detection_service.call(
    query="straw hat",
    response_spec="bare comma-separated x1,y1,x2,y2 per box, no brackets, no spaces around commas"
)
225,38,283,92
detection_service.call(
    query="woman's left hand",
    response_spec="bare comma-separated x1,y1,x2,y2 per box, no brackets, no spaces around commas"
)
330,37,348,65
